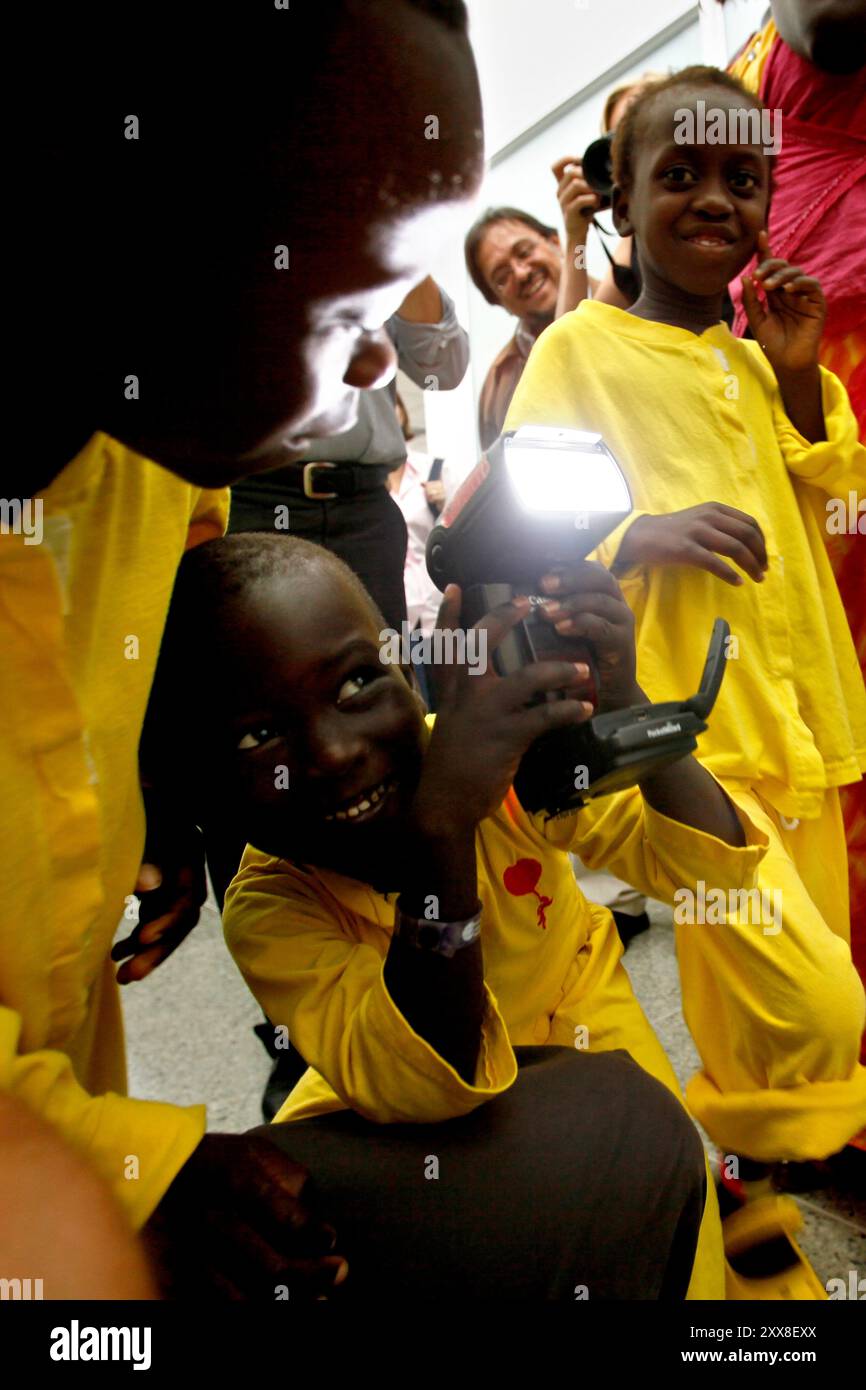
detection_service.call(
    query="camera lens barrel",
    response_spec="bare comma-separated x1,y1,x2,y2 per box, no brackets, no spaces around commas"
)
581,132,614,208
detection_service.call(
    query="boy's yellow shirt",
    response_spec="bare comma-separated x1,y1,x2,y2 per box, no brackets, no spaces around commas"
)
505,301,866,820
224,768,767,1127
0,433,228,1228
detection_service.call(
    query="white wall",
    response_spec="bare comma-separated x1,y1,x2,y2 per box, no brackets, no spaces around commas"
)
469,0,696,154
421,0,770,473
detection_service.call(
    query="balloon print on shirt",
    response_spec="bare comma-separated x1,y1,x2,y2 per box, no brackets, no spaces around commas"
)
502,858,553,930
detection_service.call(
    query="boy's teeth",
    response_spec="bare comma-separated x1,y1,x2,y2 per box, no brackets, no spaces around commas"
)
326,780,391,823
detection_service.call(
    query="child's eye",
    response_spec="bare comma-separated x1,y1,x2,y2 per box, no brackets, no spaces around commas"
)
663,165,697,187
336,666,386,705
237,725,280,751
730,169,760,191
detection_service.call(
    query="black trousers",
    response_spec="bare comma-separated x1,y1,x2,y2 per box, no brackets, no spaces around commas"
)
229,482,409,632
257,1047,706,1301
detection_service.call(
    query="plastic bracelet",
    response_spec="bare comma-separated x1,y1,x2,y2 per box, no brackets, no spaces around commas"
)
393,903,482,959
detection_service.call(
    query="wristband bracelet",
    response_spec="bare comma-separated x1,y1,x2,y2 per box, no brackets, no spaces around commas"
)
394,902,482,959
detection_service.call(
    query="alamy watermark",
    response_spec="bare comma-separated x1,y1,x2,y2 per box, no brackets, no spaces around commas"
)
673,880,782,936
674,100,782,157
1,1276,43,1299
49,1320,151,1369
826,1269,865,1299
0,498,43,545
379,621,487,675
826,491,864,535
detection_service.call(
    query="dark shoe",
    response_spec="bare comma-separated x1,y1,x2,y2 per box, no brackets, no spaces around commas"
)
254,1021,308,1121
775,1144,866,1198
261,1050,308,1123
612,909,650,950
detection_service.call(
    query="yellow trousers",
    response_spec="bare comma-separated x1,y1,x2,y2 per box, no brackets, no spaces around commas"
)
549,909,725,1299
679,784,866,1163
551,783,866,1297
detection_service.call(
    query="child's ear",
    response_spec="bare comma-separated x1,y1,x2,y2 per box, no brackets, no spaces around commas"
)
611,184,633,238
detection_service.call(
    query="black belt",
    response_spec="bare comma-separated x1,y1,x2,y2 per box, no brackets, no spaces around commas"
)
279,462,395,500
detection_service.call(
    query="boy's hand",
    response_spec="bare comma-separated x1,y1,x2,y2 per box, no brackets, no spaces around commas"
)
614,504,768,587
143,1132,348,1301
551,155,599,243
112,788,207,984
534,560,639,711
413,586,593,837
742,231,826,375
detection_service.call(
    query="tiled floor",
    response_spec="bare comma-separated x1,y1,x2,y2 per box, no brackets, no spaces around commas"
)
122,891,269,1135
121,890,866,1295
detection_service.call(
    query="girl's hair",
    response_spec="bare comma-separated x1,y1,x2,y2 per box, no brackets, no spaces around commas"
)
601,70,667,133
611,65,767,190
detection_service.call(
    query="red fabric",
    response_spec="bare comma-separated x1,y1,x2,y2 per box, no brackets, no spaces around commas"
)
730,36,866,341
729,22,866,1108
820,329,866,1065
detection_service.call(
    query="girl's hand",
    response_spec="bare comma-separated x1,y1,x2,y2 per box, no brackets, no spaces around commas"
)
411,586,594,838
614,504,768,588
741,231,826,375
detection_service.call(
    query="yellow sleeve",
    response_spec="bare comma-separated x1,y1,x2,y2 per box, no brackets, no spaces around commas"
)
224,859,517,1125
0,1008,205,1230
185,486,230,550
774,366,866,498
590,510,653,585
540,779,768,907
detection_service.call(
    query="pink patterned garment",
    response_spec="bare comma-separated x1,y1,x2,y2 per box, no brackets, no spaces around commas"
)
729,35,866,342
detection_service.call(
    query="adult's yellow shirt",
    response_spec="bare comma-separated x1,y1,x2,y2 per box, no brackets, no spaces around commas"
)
0,433,228,1228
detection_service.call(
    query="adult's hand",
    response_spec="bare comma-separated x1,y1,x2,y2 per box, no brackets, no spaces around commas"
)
143,1132,348,1300
551,155,599,243
422,478,446,512
112,788,208,984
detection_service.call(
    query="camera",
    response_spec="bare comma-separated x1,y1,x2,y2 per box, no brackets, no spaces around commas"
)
427,426,729,818
581,131,614,210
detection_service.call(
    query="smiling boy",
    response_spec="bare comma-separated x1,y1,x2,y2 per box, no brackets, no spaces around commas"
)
144,529,782,1296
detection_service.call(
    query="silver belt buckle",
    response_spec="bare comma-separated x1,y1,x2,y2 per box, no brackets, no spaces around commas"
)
303,462,339,500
